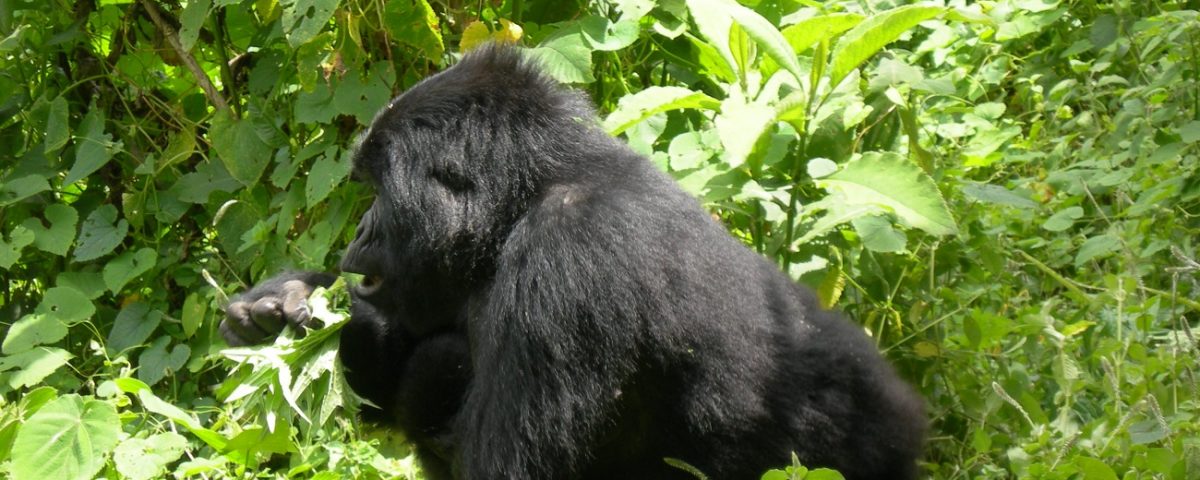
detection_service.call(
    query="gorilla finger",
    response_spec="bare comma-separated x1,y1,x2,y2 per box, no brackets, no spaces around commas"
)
249,297,286,334
220,317,266,346
280,280,314,329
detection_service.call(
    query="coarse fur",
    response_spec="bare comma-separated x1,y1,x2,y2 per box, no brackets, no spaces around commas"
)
222,44,926,480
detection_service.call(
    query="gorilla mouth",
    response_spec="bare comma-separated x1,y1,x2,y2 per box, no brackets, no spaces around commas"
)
358,275,384,296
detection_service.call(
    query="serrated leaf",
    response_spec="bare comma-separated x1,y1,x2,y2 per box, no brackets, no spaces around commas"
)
9,394,120,480
781,13,863,55
816,152,957,235
828,4,944,89
281,0,337,47
113,432,188,480
1074,233,1120,267
579,15,640,51
333,69,392,126
960,182,1038,209
604,86,720,135
107,303,162,355
715,98,774,167
44,96,70,153
526,33,595,84
74,204,128,262
0,347,73,389
686,0,803,83
383,0,443,58
1042,206,1083,232
20,203,78,256
852,214,907,252
64,108,119,185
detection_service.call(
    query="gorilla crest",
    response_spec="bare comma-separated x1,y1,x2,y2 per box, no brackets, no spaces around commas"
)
222,45,927,480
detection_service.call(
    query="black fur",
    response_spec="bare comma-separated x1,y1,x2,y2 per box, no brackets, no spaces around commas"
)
223,45,926,480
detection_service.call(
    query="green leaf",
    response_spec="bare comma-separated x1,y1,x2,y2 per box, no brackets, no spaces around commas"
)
0,225,34,269
281,0,337,47
306,147,350,207
2,314,67,355
9,394,120,480
102,248,157,293
685,0,803,83
116,380,228,451
526,33,595,84
960,182,1037,209
64,108,119,185
38,286,94,325
1042,206,1083,232
44,96,70,153
0,347,73,389
178,0,210,51
781,13,863,55
106,303,162,355
852,214,907,253
1074,233,1120,267
74,204,128,262
1074,457,1118,480
333,69,391,126
604,86,720,135
170,159,242,204
113,432,188,480
295,82,336,124
20,204,78,256
816,152,957,235
0,174,51,206
828,4,944,89
579,15,640,51
383,0,444,58
715,97,774,167
137,336,190,386
807,158,837,178
209,110,271,187
181,293,206,338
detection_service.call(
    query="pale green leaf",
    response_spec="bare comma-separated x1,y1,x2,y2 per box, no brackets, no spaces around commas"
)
281,0,338,47
828,4,944,89
1074,233,1120,267
306,147,350,208
526,34,595,84
209,110,271,187
2,314,67,355
106,303,162,355
816,152,957,235
604,86,720,135
579,15,640,51
780,13,862,55
113,432,188,480
0,174,51,206
0,347,73,389
715,98,774,167
0,225,34,269
9,394,120,480
178,0,210,51
44,96,70,153
64,108,119,185
1042,206,1083,232
137,336,190,386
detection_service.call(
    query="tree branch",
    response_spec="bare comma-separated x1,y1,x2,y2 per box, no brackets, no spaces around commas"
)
138,0,229,111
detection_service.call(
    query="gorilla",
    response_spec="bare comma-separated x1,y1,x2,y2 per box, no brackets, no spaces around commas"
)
221,45,926,480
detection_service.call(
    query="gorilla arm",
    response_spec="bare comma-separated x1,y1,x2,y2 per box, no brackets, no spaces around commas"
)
457,188,642,479
220,271,336,346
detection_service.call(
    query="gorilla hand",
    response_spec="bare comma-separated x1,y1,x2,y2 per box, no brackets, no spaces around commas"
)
220,271,337,346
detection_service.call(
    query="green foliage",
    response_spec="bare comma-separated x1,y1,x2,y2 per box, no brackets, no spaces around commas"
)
2,0,1200,478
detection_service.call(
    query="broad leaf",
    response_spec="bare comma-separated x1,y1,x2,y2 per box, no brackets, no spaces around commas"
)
74,204,128,262
44,95,70,153
604,86,720,135
102,248,158,293
64,108,119,185
113,432,188,480
9,394,120,480
281,0,338,47
781,13,863,55
137,336,190,386
0,347,73,389
21,203,78,256
107,303,162,355
816,152,957,235
209,110,272,187
828,4,944,89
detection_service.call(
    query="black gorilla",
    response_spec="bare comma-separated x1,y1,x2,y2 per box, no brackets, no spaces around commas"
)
221,45,926,480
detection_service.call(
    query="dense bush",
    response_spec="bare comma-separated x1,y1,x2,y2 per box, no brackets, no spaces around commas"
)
1,0,1197,478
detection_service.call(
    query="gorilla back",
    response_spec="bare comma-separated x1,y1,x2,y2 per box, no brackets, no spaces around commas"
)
333,45,925,480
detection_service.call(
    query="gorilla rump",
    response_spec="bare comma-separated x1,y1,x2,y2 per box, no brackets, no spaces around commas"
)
221,45,926,479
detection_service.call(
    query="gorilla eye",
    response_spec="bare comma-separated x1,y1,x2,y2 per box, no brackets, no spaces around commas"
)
429,166,473,193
